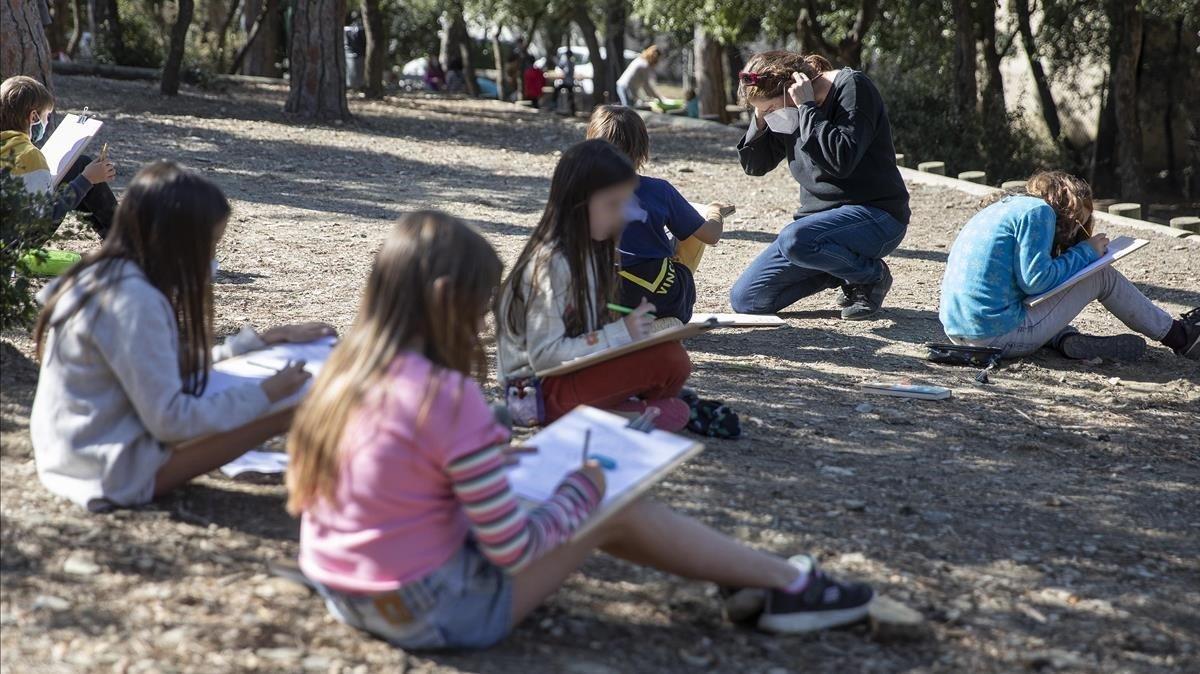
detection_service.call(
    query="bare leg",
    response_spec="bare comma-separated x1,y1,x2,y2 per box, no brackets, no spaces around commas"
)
510,498,797,625
153,408,294,497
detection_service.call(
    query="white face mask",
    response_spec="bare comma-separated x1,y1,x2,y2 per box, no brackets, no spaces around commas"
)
763,105,800,135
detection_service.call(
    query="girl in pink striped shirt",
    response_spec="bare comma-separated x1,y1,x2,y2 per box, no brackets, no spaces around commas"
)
288,210,874,650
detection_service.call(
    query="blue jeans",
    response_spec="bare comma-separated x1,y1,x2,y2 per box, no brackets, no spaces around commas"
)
730,205,907,314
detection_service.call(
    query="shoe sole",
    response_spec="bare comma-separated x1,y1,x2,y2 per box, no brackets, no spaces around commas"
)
757,600,873,634
1059,334,1146,361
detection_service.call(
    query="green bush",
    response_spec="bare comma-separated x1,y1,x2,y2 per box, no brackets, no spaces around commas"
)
0,155,55,331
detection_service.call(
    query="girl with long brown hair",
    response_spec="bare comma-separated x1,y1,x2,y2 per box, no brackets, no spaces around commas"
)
288,210,875,650
496,139,691,431
31,161,332,511
732,50,909,320
940,171,1199,360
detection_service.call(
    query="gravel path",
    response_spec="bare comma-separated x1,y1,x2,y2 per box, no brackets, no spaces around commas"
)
1,76,1198,674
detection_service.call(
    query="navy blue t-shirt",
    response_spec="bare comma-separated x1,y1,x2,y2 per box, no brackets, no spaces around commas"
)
617,176,705,267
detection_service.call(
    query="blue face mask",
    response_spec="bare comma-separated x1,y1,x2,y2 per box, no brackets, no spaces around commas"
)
31,114,47,143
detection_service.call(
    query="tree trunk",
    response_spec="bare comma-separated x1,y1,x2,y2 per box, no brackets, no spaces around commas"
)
66,0,84,56
440,3,478,96
725,46,744,104
977,0,1005,121
573,5,605,105
491,25,508,102
1,0,54,89
47,0,70,53
237,0,279,77
285,0,350,120
602,0,625,103
1111,0,1144,201
796,0,877,68
1014,0,1061,141
950,0,977,117
90,0,125,63
694,24,728,123
161,0,194,96
361,0,384,99
214,0,241,72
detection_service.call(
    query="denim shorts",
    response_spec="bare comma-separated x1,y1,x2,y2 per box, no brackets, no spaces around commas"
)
313,541,513,650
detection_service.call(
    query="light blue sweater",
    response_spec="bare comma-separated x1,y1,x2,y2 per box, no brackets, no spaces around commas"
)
939,196,1100,339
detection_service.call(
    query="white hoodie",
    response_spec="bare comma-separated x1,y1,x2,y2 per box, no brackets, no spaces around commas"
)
31,260,270,511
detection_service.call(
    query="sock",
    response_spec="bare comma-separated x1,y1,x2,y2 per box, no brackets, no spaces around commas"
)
1161,320,1186,351
780,569,810,594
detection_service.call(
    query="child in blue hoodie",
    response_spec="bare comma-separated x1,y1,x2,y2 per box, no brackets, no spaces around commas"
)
939,171,1198,361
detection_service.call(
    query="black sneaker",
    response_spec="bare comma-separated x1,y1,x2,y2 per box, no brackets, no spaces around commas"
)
1055,331,1146,361
1174,307,1200,360
841,262,893,321
758,555,874,634
835,285,853,308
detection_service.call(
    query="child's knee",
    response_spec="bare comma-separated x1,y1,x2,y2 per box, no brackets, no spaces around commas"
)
651,341,691,380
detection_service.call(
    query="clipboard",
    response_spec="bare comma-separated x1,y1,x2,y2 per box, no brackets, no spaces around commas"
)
508,405,704,540
1024,236,1148,307
535,316,731,378
41,111,103,188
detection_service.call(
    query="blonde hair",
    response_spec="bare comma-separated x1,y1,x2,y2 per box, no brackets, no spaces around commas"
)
738,50,832,103
0,75,54,132
586,105,650,170
286,211,503,515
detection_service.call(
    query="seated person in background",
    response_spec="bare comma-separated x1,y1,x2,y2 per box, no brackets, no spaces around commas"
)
585,104,731,324
0,75,117,248
939,170,1199,361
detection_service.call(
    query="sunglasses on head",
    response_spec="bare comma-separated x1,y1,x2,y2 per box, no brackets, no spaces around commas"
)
738,71,762,85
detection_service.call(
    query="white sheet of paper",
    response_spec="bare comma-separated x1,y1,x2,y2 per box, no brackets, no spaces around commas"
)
1025,236,1148,307
689,313,785,327
41,114,104,187
202,336,337,411
220,450,289,477
508,406,698,507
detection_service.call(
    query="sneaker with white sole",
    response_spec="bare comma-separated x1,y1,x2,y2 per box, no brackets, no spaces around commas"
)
757,555,874,634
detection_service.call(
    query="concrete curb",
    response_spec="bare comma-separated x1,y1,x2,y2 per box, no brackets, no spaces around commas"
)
899,167,1197,242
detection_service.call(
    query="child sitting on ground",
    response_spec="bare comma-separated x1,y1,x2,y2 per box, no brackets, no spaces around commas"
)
32,161,335,511
939,170,1199,361
0,75,117,247
585,105,732,324
287,208,875,651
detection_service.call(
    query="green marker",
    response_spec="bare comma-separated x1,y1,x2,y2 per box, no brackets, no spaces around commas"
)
607,302,635,314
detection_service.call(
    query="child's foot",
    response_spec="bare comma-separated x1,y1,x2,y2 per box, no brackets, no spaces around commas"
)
1169,307,1200,360
841,262,893,321
679,389,742,439
758,555,874,634
1056,331,1146,361
610,398,690,432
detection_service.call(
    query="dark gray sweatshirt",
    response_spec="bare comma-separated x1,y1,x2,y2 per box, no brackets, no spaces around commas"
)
737,68,910,225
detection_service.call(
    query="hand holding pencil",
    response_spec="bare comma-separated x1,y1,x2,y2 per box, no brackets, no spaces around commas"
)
615,298,656,340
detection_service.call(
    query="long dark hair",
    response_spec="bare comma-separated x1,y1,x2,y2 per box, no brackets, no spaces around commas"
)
35,161,230,395
500,139,636,338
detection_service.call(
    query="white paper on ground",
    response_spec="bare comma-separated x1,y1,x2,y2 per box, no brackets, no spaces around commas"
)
41,114,104,187
1024,236,1148,307
220,450,289,477
202,336,337,411
508,406,699,508
689,312,785,327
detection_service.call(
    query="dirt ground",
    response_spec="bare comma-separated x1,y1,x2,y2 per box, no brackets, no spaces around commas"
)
2,75,1198,674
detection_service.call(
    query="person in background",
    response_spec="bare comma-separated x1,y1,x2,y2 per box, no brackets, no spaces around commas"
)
555,50,578,116
684,88,700,118
523,59,547,109
343,12,366,91
616,45,664,108
424,55,445,91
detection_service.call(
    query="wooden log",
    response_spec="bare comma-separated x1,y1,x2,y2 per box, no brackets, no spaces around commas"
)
1169,216,1200,233
958,170,987,184
1108,203,1142,219
917,161,945,175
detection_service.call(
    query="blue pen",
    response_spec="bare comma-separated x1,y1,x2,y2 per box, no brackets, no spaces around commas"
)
590,453,618,470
